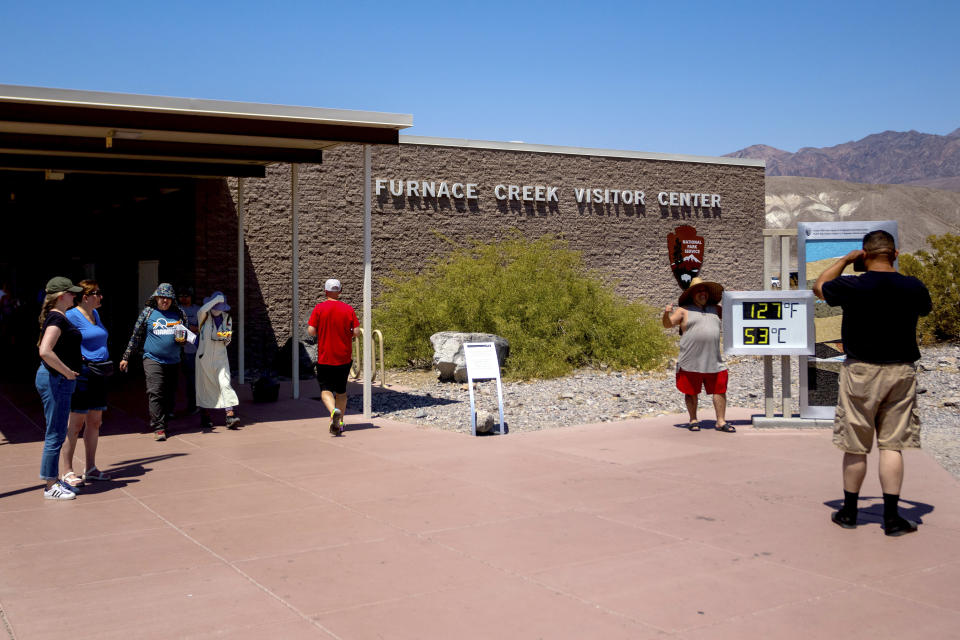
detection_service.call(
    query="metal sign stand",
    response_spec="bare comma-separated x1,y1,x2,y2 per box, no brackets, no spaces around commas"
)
754,228,831,428
722,288,827,428
762,229,796,419
463,342,506,436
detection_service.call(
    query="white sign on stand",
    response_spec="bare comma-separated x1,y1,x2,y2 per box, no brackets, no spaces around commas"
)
463,342,506,436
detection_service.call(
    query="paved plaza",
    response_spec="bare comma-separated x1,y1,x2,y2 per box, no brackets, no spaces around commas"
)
2,382,959,639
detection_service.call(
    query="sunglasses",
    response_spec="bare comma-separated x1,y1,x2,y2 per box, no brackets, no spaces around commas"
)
87,290,102,297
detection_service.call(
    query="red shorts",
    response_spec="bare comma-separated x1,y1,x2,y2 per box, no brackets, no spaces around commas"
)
676,368,728,395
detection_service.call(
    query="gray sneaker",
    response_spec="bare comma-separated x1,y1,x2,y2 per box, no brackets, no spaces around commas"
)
329,409,343,436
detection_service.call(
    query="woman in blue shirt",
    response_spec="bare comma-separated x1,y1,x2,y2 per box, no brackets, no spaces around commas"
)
61,280,112,488
119,283,186,441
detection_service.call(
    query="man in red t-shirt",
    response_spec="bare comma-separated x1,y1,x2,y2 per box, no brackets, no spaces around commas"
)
307,279,360,435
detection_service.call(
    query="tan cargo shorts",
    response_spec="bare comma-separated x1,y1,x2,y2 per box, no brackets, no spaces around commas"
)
833,360,921,454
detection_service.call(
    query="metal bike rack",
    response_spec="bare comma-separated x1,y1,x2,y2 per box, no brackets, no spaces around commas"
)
351,328,385,387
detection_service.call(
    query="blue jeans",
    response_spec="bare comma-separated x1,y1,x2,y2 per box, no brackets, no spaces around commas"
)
36,365,76,480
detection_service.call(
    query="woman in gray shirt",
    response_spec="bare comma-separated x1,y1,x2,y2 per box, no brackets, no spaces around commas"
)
662,278,732,432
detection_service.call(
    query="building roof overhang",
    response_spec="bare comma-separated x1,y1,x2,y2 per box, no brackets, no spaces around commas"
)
0,85,413,178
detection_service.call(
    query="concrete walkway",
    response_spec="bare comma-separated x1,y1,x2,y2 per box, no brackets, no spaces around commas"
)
2,384,959,639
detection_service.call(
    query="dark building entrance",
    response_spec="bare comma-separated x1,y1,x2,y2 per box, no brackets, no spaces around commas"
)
0,172,198,381
0,82,409,418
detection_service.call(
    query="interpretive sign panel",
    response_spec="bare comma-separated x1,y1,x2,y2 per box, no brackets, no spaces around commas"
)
464,342,501,380
723,290,815,355
463,342,506,436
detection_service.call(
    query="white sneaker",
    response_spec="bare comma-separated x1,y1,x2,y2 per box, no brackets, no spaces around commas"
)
44,482,77,500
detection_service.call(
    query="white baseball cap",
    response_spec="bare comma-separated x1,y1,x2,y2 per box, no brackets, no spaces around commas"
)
324,278,342,292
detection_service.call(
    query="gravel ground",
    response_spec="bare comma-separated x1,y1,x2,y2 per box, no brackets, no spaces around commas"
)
348,344,960,479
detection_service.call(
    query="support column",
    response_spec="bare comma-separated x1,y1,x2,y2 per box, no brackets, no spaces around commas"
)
780,234,792,291
291,164,300,399
363,145,372,419
780,234,792,417
237,177,245,384
763,233,775,417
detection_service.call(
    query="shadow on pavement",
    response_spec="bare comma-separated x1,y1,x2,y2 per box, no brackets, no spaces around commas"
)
342,386,459,412
0,453,192,501
670,418,752,431
0,483,46,501
822,496,934,527
339,422,381,434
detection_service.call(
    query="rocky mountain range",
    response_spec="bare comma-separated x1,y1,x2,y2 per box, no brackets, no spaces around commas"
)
726,128,960,191
725,128,960,259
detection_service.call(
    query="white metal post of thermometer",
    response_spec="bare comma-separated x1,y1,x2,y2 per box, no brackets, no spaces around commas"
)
463,342,506,436
722,290,816,356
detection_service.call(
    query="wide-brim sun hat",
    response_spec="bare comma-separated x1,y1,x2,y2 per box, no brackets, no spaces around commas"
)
45,276,83,295
203,290,231,311
152,283,176,299
678,277,724,307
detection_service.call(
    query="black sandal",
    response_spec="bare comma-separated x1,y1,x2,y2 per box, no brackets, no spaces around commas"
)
688,421,701,431
716,423,736,433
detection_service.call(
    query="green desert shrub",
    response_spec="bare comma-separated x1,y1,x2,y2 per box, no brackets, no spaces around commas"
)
900,233,960,342
372,235,672,379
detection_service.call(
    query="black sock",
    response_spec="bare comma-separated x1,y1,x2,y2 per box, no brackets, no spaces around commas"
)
842,490,859,514
883,493,900,521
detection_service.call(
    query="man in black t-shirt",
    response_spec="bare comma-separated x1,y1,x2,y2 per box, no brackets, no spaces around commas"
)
813,230,932,536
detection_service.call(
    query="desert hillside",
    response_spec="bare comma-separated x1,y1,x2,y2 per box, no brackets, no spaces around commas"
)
803,256,857,282
765,176,960,257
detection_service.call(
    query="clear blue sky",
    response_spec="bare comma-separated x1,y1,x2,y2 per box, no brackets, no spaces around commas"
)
2,1,957,157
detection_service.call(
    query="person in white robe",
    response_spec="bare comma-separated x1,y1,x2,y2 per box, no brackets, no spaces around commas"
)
196,292,240,429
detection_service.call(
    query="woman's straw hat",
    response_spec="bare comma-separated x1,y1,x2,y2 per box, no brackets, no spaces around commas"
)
678,277,724,307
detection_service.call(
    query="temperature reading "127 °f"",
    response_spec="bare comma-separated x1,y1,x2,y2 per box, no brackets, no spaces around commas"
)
742,301,803,320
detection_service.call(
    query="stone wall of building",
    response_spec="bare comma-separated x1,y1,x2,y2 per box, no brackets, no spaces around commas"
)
202,140,765,370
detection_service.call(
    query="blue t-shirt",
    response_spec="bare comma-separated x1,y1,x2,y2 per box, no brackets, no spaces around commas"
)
66,307,109,361
143,308,182,364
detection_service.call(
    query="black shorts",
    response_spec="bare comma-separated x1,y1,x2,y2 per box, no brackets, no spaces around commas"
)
70,364,108,413
315,362,352,395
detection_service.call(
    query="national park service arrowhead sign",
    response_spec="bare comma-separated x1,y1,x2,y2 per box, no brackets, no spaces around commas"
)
667,225,704,290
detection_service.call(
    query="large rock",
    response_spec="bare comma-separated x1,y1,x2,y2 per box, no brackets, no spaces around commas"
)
273,333,320,380
430,332,509,382
475,410,496,434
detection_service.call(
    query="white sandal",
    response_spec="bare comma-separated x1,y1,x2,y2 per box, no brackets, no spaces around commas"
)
61,471,83,488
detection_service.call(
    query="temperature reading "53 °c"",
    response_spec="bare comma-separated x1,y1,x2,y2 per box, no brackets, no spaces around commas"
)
742,326,789,345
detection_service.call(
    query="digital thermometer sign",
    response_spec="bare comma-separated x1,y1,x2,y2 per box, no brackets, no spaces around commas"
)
722,290,815,355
